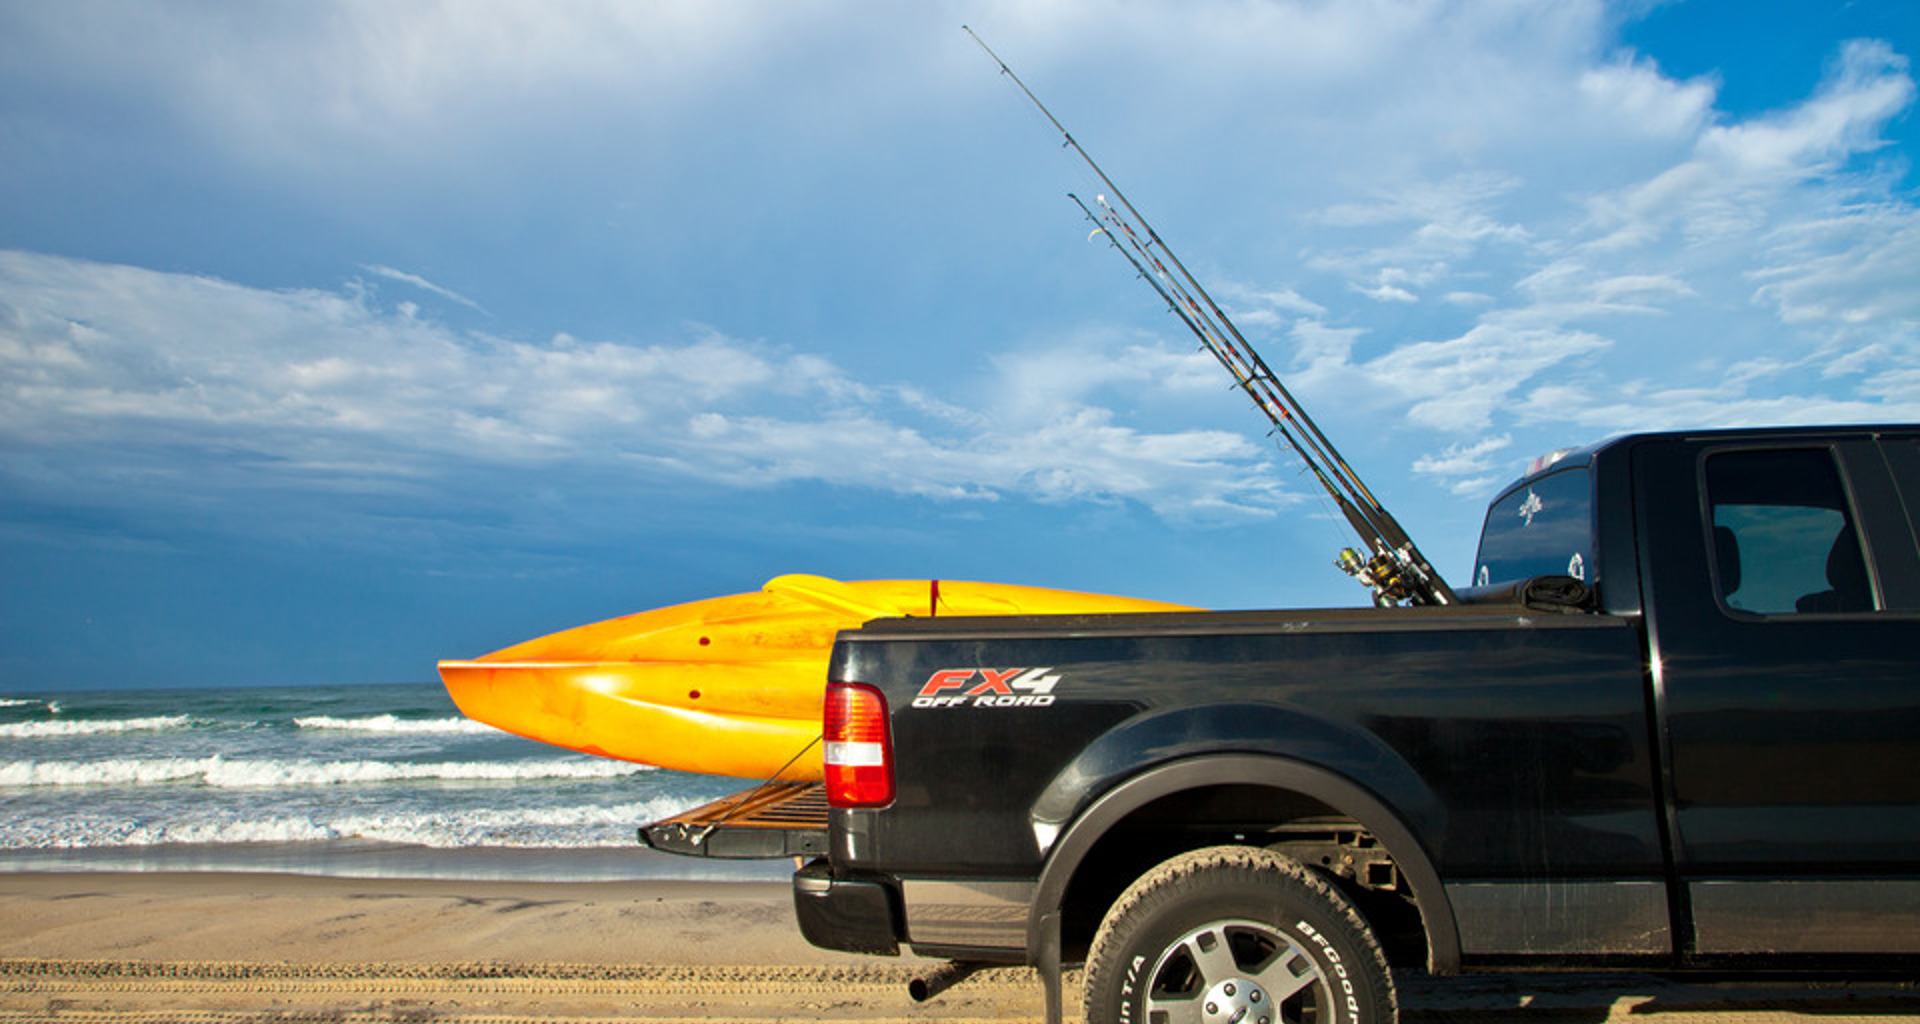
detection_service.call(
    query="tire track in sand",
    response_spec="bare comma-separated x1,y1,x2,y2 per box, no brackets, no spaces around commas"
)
0,957,1050,1023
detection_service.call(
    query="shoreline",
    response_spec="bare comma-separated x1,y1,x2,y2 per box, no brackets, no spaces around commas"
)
0,840,794,883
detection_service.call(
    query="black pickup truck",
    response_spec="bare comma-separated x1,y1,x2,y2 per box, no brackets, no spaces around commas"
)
645,424,1920,1024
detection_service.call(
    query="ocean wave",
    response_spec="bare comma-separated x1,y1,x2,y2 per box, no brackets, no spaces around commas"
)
266,799,701,848
292,714,501,736
0,715,193,739
0,755,651,789
1,797,705,850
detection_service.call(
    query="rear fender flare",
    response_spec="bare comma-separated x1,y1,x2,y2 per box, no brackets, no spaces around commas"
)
1025,753,1461,975
1029,702,1443,841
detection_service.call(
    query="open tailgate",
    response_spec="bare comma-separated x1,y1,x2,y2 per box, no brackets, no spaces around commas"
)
640,781,828,859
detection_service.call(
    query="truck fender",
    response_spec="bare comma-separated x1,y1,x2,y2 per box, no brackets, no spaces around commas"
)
1030,702,1445,845
1025,752,1462,976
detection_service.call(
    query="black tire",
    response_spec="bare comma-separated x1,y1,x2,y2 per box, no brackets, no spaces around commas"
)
1082,846,1397,1024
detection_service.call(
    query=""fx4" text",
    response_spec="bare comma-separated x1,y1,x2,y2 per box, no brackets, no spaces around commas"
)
912,667,1062,708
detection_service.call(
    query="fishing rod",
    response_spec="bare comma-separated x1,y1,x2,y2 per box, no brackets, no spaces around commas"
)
1069,193,1376,553
968,27,1456,607
1074,188,1449,609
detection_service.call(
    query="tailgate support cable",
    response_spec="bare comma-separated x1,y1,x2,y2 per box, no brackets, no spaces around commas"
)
685,736,822,847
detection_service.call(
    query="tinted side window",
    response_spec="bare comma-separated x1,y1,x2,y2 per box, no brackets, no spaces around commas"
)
1475,468,1594,587
1704,448,1874,615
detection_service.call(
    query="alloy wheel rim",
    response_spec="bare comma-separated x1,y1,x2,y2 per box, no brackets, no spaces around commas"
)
1143,918,1329,1024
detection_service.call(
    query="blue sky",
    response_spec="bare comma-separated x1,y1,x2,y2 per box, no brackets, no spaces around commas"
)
3,0,1916,690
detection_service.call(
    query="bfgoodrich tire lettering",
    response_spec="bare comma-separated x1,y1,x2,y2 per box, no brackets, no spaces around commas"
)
1083,846,1397,1024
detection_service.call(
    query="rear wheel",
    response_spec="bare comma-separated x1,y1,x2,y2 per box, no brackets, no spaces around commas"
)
1082,846,1396,1024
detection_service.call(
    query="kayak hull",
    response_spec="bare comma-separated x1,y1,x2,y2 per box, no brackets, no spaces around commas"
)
438,575,1196,780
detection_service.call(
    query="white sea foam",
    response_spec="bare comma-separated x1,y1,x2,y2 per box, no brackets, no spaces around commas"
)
326,798,702,848
0,755,650,789
3,798,704,851
121,818,339,847
292,714,501,736
0,698,41,708
0,715,193,739
0,683,727,873
0,759,203,787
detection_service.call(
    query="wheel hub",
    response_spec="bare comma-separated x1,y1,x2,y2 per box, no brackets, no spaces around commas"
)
1201,977,1269,1024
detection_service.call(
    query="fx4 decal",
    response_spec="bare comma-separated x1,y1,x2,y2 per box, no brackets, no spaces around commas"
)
912,667,1061,709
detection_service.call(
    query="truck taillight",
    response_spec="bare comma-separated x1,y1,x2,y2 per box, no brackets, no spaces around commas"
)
824,681,893,808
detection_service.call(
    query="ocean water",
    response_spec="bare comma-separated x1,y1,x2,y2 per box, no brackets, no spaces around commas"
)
0,683,789,881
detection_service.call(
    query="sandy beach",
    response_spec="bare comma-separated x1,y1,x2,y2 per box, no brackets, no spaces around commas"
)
0,871,1029,1022
1,871,1916,1024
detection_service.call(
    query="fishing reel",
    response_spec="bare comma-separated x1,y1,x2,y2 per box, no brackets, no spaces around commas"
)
1336,547,1420,607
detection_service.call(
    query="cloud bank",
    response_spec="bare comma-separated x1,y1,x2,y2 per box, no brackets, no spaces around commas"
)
3,1,1916,534
0,251,1284,527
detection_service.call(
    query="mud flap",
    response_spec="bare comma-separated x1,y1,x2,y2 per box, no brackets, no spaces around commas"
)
640,781,828,859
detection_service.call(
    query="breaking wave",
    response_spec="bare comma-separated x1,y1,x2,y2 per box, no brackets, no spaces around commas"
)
292,714,501,736
0,683,747,875
0,715,193,739
0,797,705,850
0,755,650,789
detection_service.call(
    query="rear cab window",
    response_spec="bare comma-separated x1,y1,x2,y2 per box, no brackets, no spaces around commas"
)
1476,467,1595,589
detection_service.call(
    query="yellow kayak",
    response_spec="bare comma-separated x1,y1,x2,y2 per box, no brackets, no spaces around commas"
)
438,574,1198,781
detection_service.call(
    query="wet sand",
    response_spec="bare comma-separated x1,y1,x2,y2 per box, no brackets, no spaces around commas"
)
0,872,1915,1023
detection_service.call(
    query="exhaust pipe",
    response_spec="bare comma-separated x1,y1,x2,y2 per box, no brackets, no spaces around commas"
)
908,960,986,1002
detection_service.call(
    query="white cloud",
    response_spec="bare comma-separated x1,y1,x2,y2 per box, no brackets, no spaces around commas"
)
671,403,1283,518
1698,41,1913,174
1356,275,1421,304
1229,21,1918,482
1514,385,1918,434
1308,173,1531,304
1576,53,1716,141
1317,172,1529,238
1412,434,1514,495
1367,322,1613,432
360,266,487,314
1511,262,1698,318
1582,41,1915,253
0,250,1286,521
1750,204,1920,332
5,2,814,152
988,334,1217,417
4,0,1917,553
